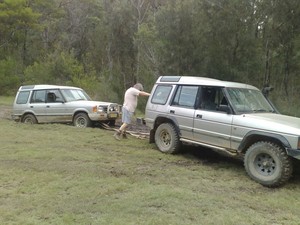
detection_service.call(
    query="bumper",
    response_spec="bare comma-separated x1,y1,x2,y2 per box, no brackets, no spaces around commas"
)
88,112,120,121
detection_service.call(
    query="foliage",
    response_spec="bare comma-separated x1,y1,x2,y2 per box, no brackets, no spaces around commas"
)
0,58,21,95
0,0,300,115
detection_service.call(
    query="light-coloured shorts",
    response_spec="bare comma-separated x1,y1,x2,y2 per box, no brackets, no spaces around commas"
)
122,107,133,124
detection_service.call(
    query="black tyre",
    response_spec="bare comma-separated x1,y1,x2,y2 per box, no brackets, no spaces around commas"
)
244,141,293,187
155,123,181,154
22,114,38,124
73,113,92,128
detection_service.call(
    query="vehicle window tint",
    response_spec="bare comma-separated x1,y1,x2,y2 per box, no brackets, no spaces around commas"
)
52,90,63,102
16,91,30,104
31,90,46,103
172,85,198,108
200,87,226,111
151,85,172,105
46,89,64,103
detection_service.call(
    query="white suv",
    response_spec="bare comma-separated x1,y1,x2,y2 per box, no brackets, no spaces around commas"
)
12,85,121,127
145,76,300,187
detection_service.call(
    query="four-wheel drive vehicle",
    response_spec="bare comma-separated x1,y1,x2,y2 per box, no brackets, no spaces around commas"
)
12,85,121,127
145,76,300,187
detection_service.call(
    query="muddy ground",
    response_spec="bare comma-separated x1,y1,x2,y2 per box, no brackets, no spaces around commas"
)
0,106,12,120
0,105,150,134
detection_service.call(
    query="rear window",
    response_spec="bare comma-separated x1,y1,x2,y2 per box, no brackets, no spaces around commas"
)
172,85,199,108
16,91,30,104
151,85,172,105
31,90,46,103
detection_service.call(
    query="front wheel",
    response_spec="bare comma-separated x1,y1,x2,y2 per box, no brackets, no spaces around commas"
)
155,123,181,154
244,141,293,187
73,113,92,128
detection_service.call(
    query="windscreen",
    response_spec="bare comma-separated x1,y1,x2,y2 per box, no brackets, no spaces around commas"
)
226,88,275,114
61,89,92,102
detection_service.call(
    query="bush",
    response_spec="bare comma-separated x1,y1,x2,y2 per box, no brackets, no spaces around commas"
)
0,58,21,95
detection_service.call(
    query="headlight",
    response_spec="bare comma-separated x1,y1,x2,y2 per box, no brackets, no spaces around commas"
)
98,106,104,112
93,106,104,112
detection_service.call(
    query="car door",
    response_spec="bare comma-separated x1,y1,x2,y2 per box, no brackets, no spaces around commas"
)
168,85,199,140
45,89,72,123
29,90,47,123
193,86,233,149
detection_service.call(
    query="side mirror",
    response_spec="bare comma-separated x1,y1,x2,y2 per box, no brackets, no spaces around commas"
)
218,104,231,114
262,86,274,97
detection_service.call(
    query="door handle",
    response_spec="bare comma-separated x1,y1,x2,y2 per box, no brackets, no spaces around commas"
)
46,105,50,108
196,114,202,119
170,110,175,114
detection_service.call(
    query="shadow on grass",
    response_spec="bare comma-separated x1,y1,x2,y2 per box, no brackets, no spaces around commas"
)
290,160,300,185
181,145,243,165
179,145,300,185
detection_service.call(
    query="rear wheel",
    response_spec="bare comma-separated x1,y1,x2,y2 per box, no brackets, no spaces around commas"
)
73,113,92,128
155,123,181,154
244,141,293,187
22,114,38,124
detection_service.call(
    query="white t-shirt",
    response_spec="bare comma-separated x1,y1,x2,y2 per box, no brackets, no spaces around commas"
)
123,87,140,112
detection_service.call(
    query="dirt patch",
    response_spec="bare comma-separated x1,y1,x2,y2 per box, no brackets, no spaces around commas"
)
115,117,151,134
0,105,12,120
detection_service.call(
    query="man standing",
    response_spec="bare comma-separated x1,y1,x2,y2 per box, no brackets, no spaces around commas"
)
114,83,150,140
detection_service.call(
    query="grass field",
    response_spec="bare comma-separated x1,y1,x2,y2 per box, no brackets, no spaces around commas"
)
1,97,300,225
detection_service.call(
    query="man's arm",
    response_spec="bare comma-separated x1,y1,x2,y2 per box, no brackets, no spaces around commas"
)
139,91,151,97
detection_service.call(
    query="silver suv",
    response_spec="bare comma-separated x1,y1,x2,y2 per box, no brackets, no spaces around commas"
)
12,85,121,127
145,76,300,187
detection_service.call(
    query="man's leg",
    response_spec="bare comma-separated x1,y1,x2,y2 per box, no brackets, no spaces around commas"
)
119,123,128,139
114,108,132,140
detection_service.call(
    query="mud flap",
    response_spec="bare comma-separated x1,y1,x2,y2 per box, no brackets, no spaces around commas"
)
149,129,155,143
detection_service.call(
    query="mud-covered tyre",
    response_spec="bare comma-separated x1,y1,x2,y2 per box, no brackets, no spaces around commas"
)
155,123,181,154
73,113,92,128
244,141,293,187
22,114,38,124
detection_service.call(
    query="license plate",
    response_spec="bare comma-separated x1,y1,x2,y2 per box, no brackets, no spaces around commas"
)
109,113,117,118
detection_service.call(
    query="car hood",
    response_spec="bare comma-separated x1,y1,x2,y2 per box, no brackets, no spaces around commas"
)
233,113,300,135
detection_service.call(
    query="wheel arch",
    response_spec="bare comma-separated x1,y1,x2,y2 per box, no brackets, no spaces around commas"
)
149,115,181,143
21,112,38,122
72,110,90,121
238,131,291,154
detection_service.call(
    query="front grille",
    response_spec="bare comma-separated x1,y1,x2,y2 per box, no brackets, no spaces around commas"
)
108,104,120,112
100,104,120,113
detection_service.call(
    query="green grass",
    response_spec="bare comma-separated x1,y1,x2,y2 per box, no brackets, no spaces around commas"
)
1,119,300,225
0,96,14,106
1,96,300,224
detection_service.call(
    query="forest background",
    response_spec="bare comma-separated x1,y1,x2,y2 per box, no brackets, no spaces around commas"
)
0,0,300,116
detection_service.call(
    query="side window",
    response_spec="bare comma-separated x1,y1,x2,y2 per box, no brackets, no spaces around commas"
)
200,87,227,111
172,85,199,108
16,91,30,104
151,85,172,105
46,89,64,103
31,90,46,103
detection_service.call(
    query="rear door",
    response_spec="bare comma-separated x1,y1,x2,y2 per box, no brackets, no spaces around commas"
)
29,90,47,122
168,85,199,140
